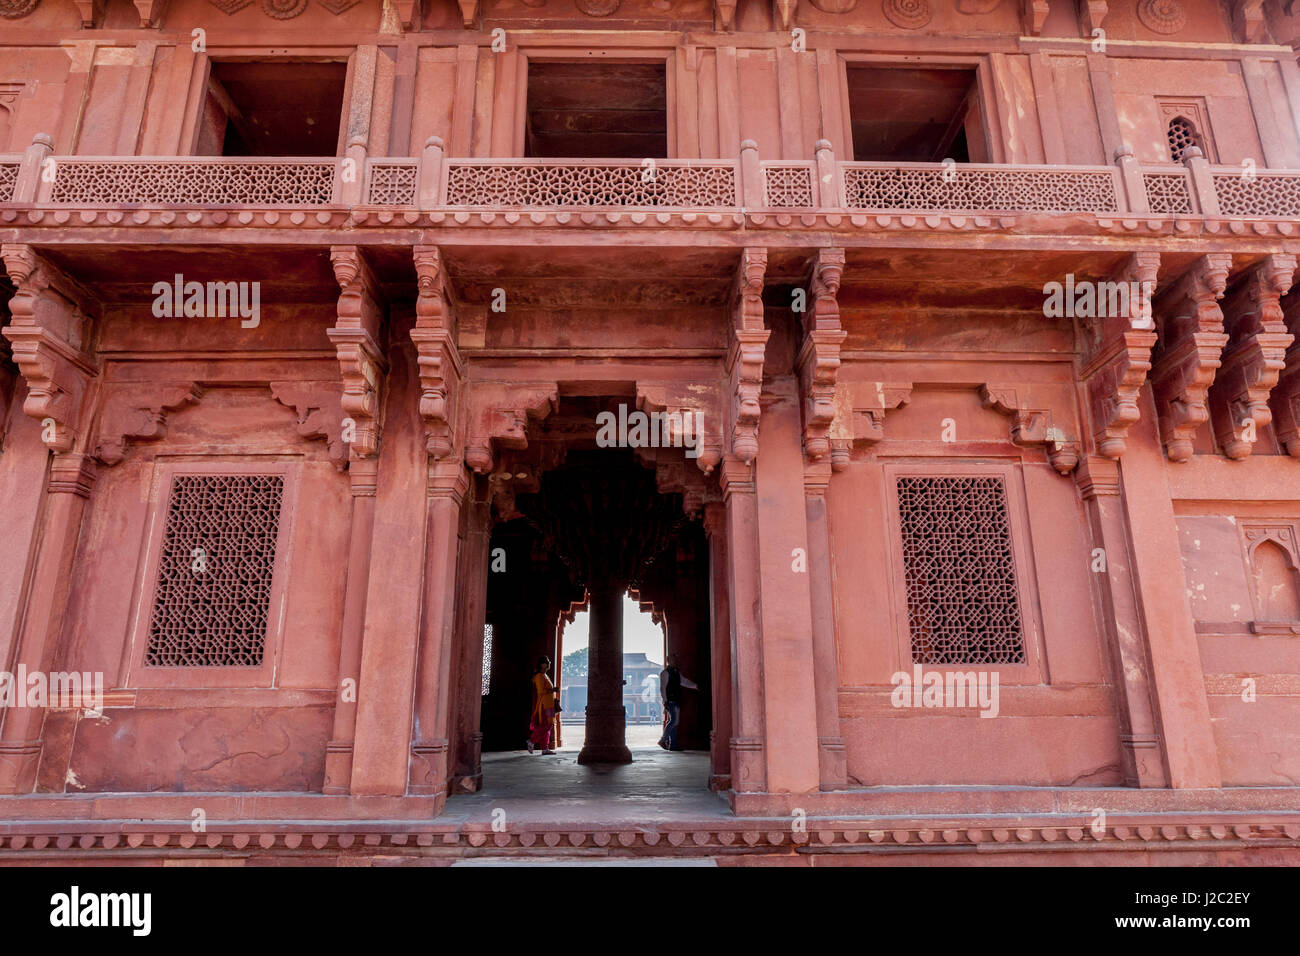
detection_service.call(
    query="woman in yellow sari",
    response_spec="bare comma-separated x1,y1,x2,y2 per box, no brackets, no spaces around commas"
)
528,655,558,755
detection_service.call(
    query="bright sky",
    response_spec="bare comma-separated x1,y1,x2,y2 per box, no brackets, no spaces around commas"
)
562,594,665,664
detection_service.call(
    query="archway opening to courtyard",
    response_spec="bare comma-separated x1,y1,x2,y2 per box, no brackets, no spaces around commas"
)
465,395,718,807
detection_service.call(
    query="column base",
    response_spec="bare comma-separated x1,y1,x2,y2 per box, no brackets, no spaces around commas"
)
408,739,449,795
818,736,848,790
577,744,633,764
323,740,354,795
0,740,42,795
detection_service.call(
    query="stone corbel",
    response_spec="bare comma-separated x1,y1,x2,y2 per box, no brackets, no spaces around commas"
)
1271,288,1300,457
412,246,464,461
979,384,1081,474
71,0,103,27
131,0,168,26
1231,0,1268,41
269,381,348,471
93,384,202,466
457,0,478,26
825,381,911,470
727,248,769,465
797,249,848,462
329,247,387,462
1149,253,1233,463
716,0,737,28
774,0,797,28
1079,252,1161,459
1078,0,1108,34
0,244,98,455
635,449,709,517
636,383,724,476
1022,0,1049,34
1209,254,1297,460
464,385,557,475
388,0,420,29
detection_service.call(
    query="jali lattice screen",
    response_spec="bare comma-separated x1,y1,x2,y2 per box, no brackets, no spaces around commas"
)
145,474,285,667
896,475,1026,665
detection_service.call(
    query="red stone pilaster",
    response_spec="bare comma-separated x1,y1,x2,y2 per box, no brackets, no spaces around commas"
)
803,462,847,790
703,502,732,791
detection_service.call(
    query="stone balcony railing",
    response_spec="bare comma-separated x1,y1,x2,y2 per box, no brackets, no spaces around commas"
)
2,134,1298,224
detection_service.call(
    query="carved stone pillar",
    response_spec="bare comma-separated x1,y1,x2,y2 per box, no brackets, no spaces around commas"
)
703,502,732,791
322,246,388,795
804,463,847,790
578,574,632,764
449,488,492,792
721,457,766,796
0,245,97,795
1075,456,1168,787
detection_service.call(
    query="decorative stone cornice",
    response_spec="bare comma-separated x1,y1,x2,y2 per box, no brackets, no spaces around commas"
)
797,249,848,463
269,381,348,471
329,246,387,462
411,245,463,461
1210,254,1297,459
93,384,202,466
1021,0,1049,34
1150,253,1233,462
1078,252,1161,459
727,248,769,466
0,244,98,455
979,384,1080,474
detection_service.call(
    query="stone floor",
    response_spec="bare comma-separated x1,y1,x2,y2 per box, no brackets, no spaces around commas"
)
445,742,726,825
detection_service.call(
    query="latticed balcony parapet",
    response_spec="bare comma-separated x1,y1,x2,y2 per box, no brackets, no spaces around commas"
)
2,135,1297,234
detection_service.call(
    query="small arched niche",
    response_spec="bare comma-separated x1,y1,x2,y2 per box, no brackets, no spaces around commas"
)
1248,536,1300,633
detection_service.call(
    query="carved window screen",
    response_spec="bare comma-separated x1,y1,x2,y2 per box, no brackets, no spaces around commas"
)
895,475,1027,665
144,474,285,667
1157,98,1217,164
1167,117,1202,163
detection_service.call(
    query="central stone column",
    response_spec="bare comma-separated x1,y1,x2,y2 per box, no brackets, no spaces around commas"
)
579,575,632,764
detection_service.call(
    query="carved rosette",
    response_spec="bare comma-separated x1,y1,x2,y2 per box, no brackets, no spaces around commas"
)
576,0,619,13
329,247,387,462
882,0,931,28
0,244,96,456
0,0,40,16
1136,0,1186,34
94,384,203,466
728,249,769,466
797,249,848,462
1150,254,1232,463
979,384,1080,474
262,0,306,16
1079,252,1161,459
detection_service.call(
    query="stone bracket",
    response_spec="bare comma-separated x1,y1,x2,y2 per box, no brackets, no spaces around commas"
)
465,384,557,475
1271,287,1300,457
1210,254,1297,460
1079,0,1108,34
93,383,202,466
828,380,913,470
456,0,477,26
1230,0,1267,42
131,0,168,26
329,246,388,462
391,0,421,30
979,384,1080,474
773,0,797,29
0,244,99,455
1022,0,1049,34
728,248,769,465
269,381,348,471
715,0,737,28
796,248,848,462
72,0,104,27
412,246,464,461
1150,254,1233,463
1079,252,1161,459
636,382,724,477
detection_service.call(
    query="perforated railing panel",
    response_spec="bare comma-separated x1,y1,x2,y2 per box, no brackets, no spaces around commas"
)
367,161,418,205
49,160,336,206
444,162,737,207
763,164,815,207
145,474,285,667
0,163,17,202
1143,171,1194,214
842,165,1118,213
1213,173,1300,218
896,476,1026,666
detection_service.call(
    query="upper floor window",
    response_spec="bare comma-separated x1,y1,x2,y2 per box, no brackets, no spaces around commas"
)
196,61,346,157
846,66,989,164
1166,115,1203,163
525,61,667,159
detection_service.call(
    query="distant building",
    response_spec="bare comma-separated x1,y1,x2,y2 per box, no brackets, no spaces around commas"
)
561,652,662,724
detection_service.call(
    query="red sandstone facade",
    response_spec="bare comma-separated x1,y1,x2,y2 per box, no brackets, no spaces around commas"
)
1,0,1300,865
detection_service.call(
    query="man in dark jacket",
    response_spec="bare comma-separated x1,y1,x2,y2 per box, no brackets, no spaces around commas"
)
657,654,698,752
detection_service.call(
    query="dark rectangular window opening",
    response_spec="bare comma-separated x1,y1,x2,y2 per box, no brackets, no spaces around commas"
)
846,66,988,164
525,62,668,159
196,61,347,157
